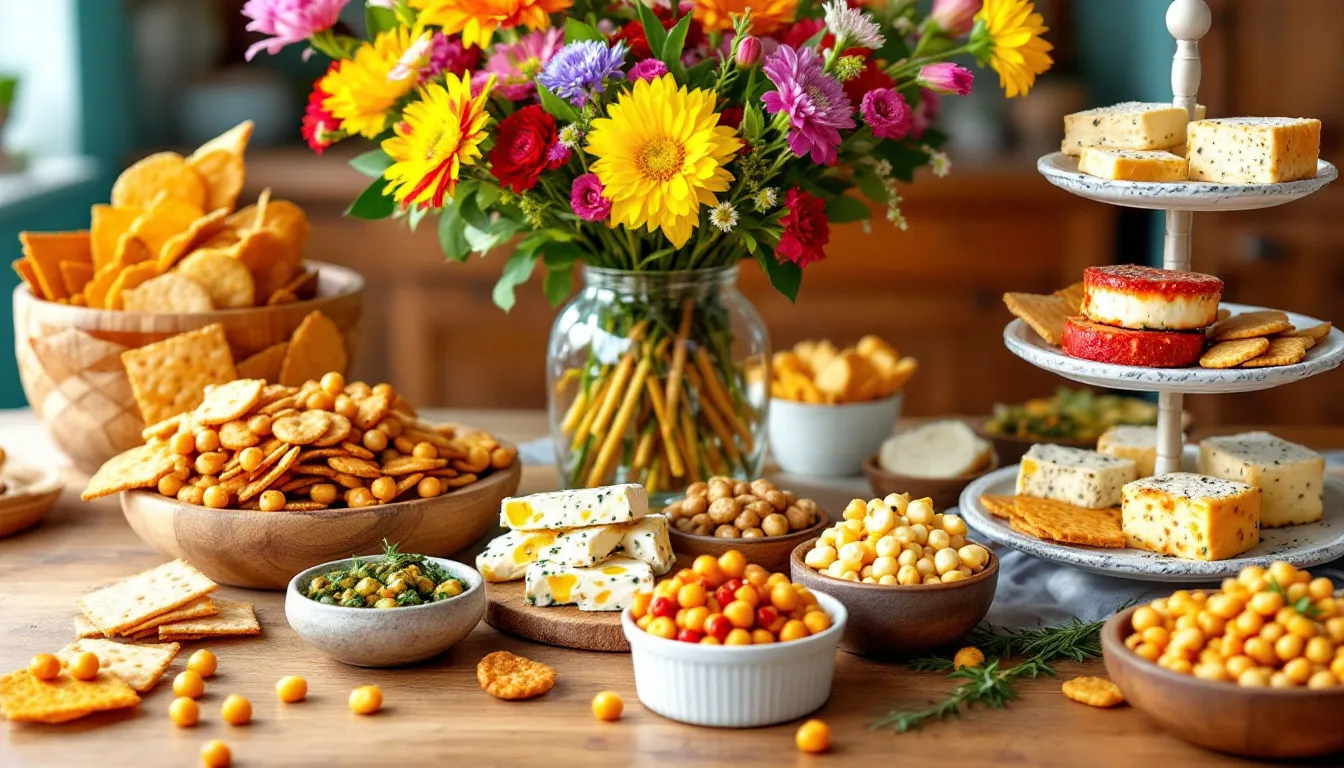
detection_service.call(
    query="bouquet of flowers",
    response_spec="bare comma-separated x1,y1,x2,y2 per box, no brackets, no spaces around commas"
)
245,0,1052,493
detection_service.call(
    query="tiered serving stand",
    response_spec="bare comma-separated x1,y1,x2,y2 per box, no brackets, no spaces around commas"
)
960,0,1344,582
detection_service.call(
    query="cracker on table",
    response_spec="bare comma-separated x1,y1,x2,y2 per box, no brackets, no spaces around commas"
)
120,596,216,636
75,559,218,636
0,670,140,723
121,323,237,424
1199,338,1269,369
1012,497,1125,548
157,599,259,639
979,494,1018,520
195,378,265,426
1209,310,1292,341
1239,337,1309,368
1003,292,1072,346
75,614,105,640
81,442,178,501
56,639,181,693
476,651,556,700
1061,676,1125,708
280,310,347,387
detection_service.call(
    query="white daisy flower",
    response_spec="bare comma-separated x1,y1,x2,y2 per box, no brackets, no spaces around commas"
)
753,187,778,212
558,124,584,149
926,147,952,178
822,0,886,51
709,202,739,233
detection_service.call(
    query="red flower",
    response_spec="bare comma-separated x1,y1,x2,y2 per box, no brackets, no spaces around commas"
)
779,18,830,50
719,107,744,130
488,105,558,194
777,189,829,268
301,63,344,155
612,7,704,59
842,60,895,111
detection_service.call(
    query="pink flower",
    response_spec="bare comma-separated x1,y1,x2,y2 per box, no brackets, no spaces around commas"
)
424,33,480,80
474,28,565,102
911,88,941,138
241,0,349,60
761,46,855,165
571,173,612,222
735,36,762,67
861,88,911,140
628,59,669,82
929,0,982,36
917,63,974,96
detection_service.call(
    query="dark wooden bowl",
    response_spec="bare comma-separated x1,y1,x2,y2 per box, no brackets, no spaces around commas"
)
1102,604,1344,759
789,538,998,657
668,511,831,572
973,418,1094,465
862,450,1000,511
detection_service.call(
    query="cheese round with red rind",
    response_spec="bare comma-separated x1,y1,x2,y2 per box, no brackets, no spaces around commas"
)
1081,265,1223,331
1062,317,1205,368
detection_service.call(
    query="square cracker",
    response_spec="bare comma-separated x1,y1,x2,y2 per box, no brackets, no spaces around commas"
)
1003,292,1072,346
56,639,181,693
75,559,218,636
75,614,105,639
0,669,139,723
81,442,178,500
121,596,216,636
1053,282,1086,313
19,231,92,301
158,599,259,639
1012,496,1125,548
280,311,347,387
121,323,237,424
979,494,1018,520
236,342,289,382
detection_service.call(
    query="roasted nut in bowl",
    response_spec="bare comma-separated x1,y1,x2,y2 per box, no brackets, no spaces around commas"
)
622,590,847,727
768,394,902,477
668,511,830,572
286,556,486,667
1102,604,1344,759
862,452,1000,512
790,538,998,656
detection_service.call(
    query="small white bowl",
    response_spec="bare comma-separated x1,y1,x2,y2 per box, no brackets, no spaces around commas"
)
621,590,847,727
768,394,903,477
285,556,485,667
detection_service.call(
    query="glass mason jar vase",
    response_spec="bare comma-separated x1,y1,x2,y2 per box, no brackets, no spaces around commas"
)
548,266,769,503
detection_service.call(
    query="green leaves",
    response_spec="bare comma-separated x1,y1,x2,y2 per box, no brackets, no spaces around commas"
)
565,18,604,42
438,206,470,262
538,85,580,123
364,4,398,38
661,14,692,68
346,178,395,220
491,238,584,311
741,103,765,141
492,245,541,312
634,3,668,60
825,194,871,223
349,149,393,179
755,250,802,302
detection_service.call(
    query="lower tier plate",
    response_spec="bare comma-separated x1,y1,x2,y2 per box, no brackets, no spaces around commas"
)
957,452,1344,583
1004,302,1344,394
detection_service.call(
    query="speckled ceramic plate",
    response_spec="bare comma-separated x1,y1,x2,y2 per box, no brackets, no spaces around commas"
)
1037,153,1337,211
958,448,1344,582
1004,303,1344,394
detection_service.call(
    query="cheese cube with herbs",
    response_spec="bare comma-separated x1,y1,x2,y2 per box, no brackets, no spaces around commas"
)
476,530,560,583
500,484,648,531
1186,118,1321,184
617,514,674,575
1198,432,1325,527
1062,102,1206,156
1097,425,1160,478
1121,473,1260,561
1016,444,1138,509
524,557,653,612
1078,148,1188,182
536,524,627,568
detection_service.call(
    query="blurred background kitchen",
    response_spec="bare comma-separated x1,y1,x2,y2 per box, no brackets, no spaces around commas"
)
1,0,1341,427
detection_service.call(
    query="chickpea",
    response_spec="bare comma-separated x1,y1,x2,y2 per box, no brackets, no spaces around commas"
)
416,477,443,499
591,690,623,721
785,506,811,531
200,740,231,768
174,670,206,698
1305,636,1334,664
897,565,921,586
259,490,286,512
707,479,732,501
688,513,712,535
741,527,765,538
926,529,951,551
804,545,837,570
732,508,760,530
170,432,196,456
906,498,935,525
933,548,960,576
188,649,218,678
169,696,199,727
310,483,339,505
195,452,228,476
158,474,185,497
842,499,867,521
319,371,345,396
202,486,231,509
764,490,788,511
1308,671,1339,690
371,476,398,502
195,429,221,453
178,485,205,506
682,495,708,517
246,413,272,437
941,513,968,536
29,654,60,681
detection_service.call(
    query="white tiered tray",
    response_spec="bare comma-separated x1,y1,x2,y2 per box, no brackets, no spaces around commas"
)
1037,153,1338,212
1004,303,1344,394
958,449,1344,582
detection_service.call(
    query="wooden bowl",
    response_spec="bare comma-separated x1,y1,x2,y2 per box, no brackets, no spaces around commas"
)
0,463,64,538
13,261,364,474
862,451,1000,511
120,460,520,590
790,538,998,657
1102,605,1344,759
668,511,831,572
973,419,1094,465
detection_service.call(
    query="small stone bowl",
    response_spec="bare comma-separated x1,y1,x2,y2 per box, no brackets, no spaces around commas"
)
285,556,486,667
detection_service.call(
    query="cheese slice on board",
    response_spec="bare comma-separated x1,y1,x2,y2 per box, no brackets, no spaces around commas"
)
476,530,560,583
1198,432,1325,527
1016,444,1138,510
618,514,674,575
1186,117,1320,184
878,420,990,478
1078,148,1188,181
1063,102,1206,156
500,484,648,531
1122,473,1260,561
1097,425,1160,478
524,557,654,612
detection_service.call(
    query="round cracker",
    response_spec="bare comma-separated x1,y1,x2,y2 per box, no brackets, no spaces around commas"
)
272,411,331,446
312,413,352,447
1239,337,1310,368
1061,676,1125,708
196,379,266,426
1198,337,1269,369
176,248,256,309
111,152,207,210
121,272,214,313
476,651,556,700
1209,310,1292,341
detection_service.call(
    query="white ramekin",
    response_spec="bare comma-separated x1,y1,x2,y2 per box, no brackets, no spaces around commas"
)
621,590,848,727
768,394,903,477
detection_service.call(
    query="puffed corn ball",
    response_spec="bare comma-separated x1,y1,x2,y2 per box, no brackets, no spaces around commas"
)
802,493,989,586
1125,562,1341,689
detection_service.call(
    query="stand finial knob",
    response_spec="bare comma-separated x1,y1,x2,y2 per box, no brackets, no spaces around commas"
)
1166,0,1211,41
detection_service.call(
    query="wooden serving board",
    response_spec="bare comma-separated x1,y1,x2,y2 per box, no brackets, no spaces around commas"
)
485,579,629,652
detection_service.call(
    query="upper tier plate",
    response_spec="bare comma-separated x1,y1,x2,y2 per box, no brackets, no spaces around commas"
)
1037,153,1337,211
1004,303,1344,394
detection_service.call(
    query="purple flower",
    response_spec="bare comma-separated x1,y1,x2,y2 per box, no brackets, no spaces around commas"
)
861,88,912,140
538,40,628,107
241,0,349,60
547,141,572,168
917,63,974,96
473,29,565,102
761,46,855,165
571,173,612,222
628,59,669,82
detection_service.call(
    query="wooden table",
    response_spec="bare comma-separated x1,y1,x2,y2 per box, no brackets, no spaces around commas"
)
2,409,1341,767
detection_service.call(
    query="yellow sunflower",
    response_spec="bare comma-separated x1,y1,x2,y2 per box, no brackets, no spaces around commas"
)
586,75,740,249
692,0,798,35
381,73,496,210
974,0,1054,98
410,0,572,49
320,27,419,139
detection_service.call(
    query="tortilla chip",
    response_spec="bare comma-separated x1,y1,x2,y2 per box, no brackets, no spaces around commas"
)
58,261,94,297
12,258,42,298
84,262,123,309
157,599,259,639
235,228,299,303
176,247,255,308
128,193,204,259
1012,496,1125,548
90,204,142,273
121,323,237,424
280,311,347,387
111,152,207,210
236,342,289,383
74,559,218,636
189,149,245,213
81,442,178,501
156,208,230,271
0,670,139,723
56,639,181,693
19,231,91,301
121,272,215,313
189,121,254,163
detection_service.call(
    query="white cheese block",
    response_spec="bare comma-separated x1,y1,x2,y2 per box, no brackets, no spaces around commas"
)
1078,148,1188,181
1016,444,1138,509
1097,425,1160,478
500,484,648,531
1062,102,1206,156
1198,432,1325,527
1122,473,1260,561
1186,117,1321,184
878,420,991,478
476,530,559,583
524,557,654,612
618,514,674,575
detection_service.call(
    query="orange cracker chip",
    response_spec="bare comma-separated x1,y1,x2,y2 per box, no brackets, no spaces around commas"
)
128,193,205,259
12,258,42,298
980,494,1018,520
1003,292,1072,346
1061,676,1125,708
105,261,161,310
121,323,237,424
176,247,255,308
476,651,557,700
0,669,140,723
1209,310,1292,341
1199,338,1270,369
111,152,207,209
188,149,246,214
236,342,289,383
280,311,348,387
59,261,94,296
56,639,181,693
75,559,218,636
189,120,254,163
81,442,178,500
1012,496,1125,548
121,272,215,313
19,231,91,301
157,208,230,271
91,204,142,273
1239,337,1309,368
1283,322,1332,342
